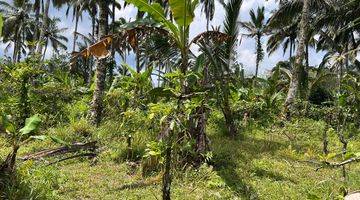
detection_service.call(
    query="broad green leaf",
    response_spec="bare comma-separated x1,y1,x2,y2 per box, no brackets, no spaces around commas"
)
125,0,179,37
169,0,198,27
19,115,41,135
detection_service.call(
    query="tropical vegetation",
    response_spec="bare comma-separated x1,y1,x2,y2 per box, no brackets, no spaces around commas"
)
0,0,359,199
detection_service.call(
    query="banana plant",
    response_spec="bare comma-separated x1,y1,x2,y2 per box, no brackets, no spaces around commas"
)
0,114,42,174
125,0,199,74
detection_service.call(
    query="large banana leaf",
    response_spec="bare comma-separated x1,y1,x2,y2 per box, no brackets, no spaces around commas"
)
169,0,198,27
20,115,41,135
125,0,179,38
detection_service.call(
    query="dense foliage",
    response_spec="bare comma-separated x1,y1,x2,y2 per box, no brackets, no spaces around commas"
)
0,0,359,199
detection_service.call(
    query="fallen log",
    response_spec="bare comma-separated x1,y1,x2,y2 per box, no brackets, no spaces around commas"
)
20,141,98,161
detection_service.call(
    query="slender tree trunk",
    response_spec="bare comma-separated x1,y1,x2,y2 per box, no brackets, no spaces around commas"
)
36,0,50,54
289,40,293,59
191,64,211,166
284,0,309,113
12,33,18,62
42,41,48,61
91,5,97,37
107,0,117,86
30,0,41,54
255,34,262,78
72,11,80,52
305,43,309,68
90,0,109,126
323,123,329,155
162,144,172,200
20,75,30,126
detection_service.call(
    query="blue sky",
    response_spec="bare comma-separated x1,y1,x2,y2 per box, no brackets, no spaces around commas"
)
0,0,327,76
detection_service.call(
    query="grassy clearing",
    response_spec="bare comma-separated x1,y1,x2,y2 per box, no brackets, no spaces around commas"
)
1,118,359,199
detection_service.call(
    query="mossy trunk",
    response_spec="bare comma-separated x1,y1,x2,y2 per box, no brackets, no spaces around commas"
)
162,144,172,200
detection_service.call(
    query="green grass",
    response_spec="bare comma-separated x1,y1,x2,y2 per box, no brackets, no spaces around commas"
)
1,118,359,199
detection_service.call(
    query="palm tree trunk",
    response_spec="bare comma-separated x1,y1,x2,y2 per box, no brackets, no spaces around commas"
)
36,0,50,54
91,6,97,37
162,144,172,200
90,0,109,126
30,0,41,54
255,35,261,78
42,41,48,61
108,0,117,86
136,46,141,73
289,40,293,59
284,0,309,113
72,11,80,52
12,33,18,62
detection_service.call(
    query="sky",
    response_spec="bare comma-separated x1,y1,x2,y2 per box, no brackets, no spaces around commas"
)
0,0,327,76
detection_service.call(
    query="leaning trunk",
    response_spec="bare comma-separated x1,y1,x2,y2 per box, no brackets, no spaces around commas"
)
90,0,109,126
284,0,309,113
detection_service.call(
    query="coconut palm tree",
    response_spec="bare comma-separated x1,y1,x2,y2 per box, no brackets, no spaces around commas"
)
267,20,298,59
240,6,267,78
268,0,333,112
90,0,109,126
41,17,68,60
0,0,34,62
283,0,310,113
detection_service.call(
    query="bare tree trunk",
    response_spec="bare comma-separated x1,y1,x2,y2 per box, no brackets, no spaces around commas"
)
90,0,109,126
29,0,41,54
42,41,48,61
289,40,293,59
284,0,309,113
36,0,50,54
255,34,262,78
91,6,97,37
72,11,80,52
12,32,18,62
323,124,329,155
